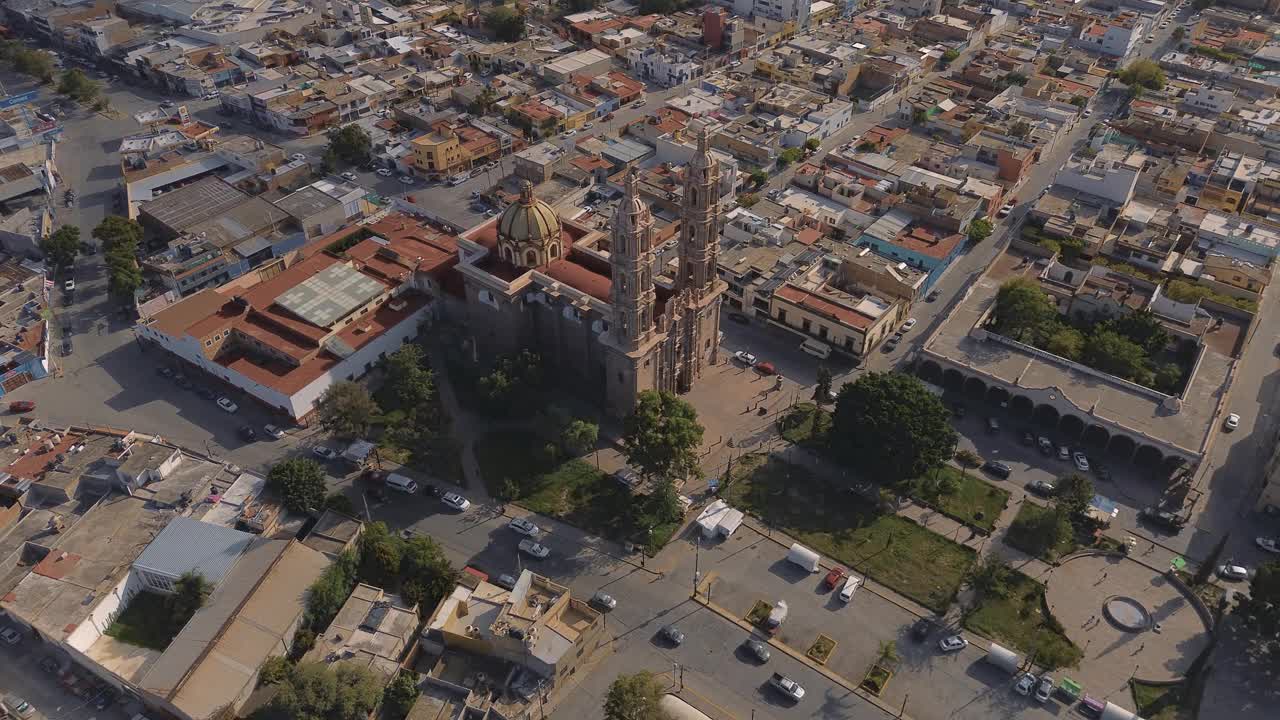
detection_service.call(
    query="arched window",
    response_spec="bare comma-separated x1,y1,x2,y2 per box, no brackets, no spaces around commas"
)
549,243,560,259
524,249,538,266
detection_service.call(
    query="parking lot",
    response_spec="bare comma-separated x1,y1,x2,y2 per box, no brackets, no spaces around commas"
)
0,622,133,720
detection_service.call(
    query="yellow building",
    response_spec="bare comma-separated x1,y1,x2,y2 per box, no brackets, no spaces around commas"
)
1197,182,1244,213
412,130,469,178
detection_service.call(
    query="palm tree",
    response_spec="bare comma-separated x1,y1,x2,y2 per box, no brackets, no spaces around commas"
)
877,640,899,665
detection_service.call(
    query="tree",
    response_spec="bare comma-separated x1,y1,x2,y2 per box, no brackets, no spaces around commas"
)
1172,26,1186,41
1005,72,1028,86
326,124,372,166
316,381,380,438
1235,560,1280,668
168,571,212,631
1118,59,1166,91
105,249,143,300
485,6,525,41
1083,330,1149,383
383,671,420,720
323,492,356,515
603,671,670,720
1052,472,1094,523
1006,505,1072,557
561,419,599,456
385,345,436,415
1069,95,1088,108
1043,326,1085,360
267,662,382,720
93,215,143,254
399,534,456,611
468,87,498,115
967,218,993,243
830,372,957,484
259,656,293,685
477,350,544,412
991,278,1056,343
954,449,982,467
749,169,768,187
1058,235,1085,260
1107,309,1169,356
737,192,759,207
1008,120,1032,139
856,140,877,152
965,555,1012,602
358,522,403,587
1154,363,1184,394
912,109,928,125
40,225,80,268
876,640,900,664
813,366,833,405
268,458,327,514
57,69,99,103
622,391,704,482
1,44,54,82
304,549,357,630
777,147,803,167
941,49,960,64
804,137,821,152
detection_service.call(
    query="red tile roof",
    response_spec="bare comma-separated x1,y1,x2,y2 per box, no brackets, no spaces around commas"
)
894,226,964,260
774,285,874,330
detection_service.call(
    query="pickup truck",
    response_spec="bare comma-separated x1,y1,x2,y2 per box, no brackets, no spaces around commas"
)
769,673,805,701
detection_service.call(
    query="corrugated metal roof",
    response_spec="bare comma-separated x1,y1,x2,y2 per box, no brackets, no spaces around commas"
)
133,516,254,586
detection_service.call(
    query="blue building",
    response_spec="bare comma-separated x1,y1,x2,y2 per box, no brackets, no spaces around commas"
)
856,208,966,291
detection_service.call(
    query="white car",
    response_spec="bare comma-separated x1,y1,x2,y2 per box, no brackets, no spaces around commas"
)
733,351,758,366
997,202,1014,218
583,122,594,130
938,634,967,652
312,446,338,460
1217,564,1250,581
1034,675,1054,703
1084,108,1093,118
441,492,471,511
508,517,540,537
64,279,75,292
263,424,285,439
518,538,550,558
290,153,307,161
1014,672,1037,696
1224,413,1240,431
900,318,917,332
1072,452,1090,472
216,397,238,413
838,574,863,602
1254,537,1279,554
341,171,358,181
376,168,393,177
405,176,421,185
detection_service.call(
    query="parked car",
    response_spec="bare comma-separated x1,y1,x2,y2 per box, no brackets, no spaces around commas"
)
494,574,517,590
1224,413,1240,431
768,673,805,702
518,539,550,558
216,397,238,413
938,634,967,652
312,446,338,460
900,318,917,332
1034,676,1053,703
402,175,418,185
1037,437,1053,455
1072,452,1090,472
926,288,941,302
0,628,21,646
911,618,935,643
8,401,35,413
1014,672,1037,696
441,492,471,511
1139,506,1185,530
661,625,685,645
1057,445,1070,461
263,424,285,439
613,467,642,490
589,591,617,610
823,566,847,591
838,574,863,602
733,350,758,367
1,695,35,720
376,168,393,177
1256,537,1280,554
743,638,771,663
753,361,777,375
508,517,540,537
1027,479,1057,497
982,461,1012,480
1217,564,1250,581
64,279,75,292
341,171,358,181
290,153,307,161
238,425,257,441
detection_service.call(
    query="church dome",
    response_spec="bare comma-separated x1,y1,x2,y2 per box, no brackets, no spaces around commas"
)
499,181,561,248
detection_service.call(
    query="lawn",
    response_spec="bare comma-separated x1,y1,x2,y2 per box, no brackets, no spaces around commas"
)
1131,680,1193,720
478,430,677,553
724,454,975,612
104,592,178,651
920,466,1009,532
1003,502,1078,561
963,569,1083,670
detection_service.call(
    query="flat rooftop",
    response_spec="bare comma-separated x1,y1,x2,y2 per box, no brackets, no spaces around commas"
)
923,255,1232,459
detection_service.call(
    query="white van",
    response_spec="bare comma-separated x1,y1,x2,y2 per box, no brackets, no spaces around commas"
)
799,338,832,359
785,543,821,572
384,473,419,494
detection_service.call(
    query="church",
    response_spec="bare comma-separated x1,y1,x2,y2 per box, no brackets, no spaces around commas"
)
455,128,729,417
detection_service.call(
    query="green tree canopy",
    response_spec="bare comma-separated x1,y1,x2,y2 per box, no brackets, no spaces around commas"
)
93,215,143,254
266,662,383,720
830,372,957,484
325,124,373,166
485,6,526,41
1082,330,1149,383
967,218,993,243
737,193,759,207
813,366,833,405
965,555,1013,601
561,419,599,456
1006,506,1071,558
168,571,211,631
385,344,436,415
304,549,357,629
0,43,54,82
622,390,704,481
268,458,327,514
105,249,144,300
1052,472,1094,524
777,147,803,167
382,671,420,720
40,225,80,269
749,169,769,187
1118,59,1166,91
603,671,671,720
991,278,1056,343
316,381,380,439
399,534,456,611
1043,326,1085,360
1106,309,1169,355
804,137,821,151
358,521,403,588
57,68,99,103
942,49,960,64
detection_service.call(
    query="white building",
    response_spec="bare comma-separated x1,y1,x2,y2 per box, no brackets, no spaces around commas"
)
1197,212,1280,263
1182,86,1235,115
1076,21,1145,58
628,46,702,88
1052,147,1145,206
716,0,813,24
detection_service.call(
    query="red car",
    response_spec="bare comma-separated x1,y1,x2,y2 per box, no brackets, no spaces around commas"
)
754,361,777,375
8,400,35,413
823,566,847,591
